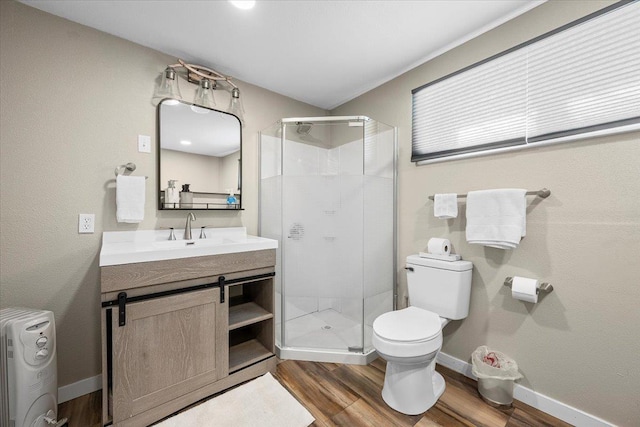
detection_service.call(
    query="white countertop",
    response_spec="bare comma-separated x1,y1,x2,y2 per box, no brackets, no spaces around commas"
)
99,227,278,266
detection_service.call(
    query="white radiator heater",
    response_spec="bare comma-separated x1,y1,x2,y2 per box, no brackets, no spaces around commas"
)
0,308,66,427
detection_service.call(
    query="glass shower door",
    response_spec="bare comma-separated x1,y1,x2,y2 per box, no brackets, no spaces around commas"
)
280,120,365,354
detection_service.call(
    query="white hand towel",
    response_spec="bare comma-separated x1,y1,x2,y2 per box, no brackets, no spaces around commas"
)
116,175,145,223
465,189,526,249
434,193,458,219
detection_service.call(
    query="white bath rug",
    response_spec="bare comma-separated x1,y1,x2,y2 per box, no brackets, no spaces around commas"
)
155,372,314,427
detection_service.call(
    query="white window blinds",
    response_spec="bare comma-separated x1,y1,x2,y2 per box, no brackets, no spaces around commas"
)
411,1,640,163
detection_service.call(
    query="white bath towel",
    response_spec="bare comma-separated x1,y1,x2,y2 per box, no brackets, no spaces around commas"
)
116,175,145,223
434,193,458,219
465,189,526,249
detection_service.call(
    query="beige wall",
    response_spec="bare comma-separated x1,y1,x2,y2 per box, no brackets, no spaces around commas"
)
0,0,325,388
333,1,639,425
161,149,222,193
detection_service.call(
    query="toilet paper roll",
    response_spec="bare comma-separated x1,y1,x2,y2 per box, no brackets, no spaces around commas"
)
427,238,451,255
511,276,538,303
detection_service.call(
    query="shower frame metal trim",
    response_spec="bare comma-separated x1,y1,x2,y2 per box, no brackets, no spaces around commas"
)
281,115,371,123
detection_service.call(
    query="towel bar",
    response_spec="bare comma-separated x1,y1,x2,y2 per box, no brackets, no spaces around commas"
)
428,188,550,201
504,277,553,294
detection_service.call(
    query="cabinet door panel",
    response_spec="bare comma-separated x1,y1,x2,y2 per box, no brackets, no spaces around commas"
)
111,288,227,423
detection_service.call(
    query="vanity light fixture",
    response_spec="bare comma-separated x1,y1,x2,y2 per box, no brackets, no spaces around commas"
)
151,67,182,105
194,78,216,109
228,87,245,126
152,59,246,125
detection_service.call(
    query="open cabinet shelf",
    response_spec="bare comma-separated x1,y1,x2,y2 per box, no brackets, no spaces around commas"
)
227,278,275,375
229,302,273,330
229,339,272,373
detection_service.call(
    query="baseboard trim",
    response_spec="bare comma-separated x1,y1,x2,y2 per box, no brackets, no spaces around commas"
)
436,352,614,427
58,374,102,404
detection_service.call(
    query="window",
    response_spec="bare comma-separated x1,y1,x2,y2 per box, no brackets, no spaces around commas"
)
411,1,640,164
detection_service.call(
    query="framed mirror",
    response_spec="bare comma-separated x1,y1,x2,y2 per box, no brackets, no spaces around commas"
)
157,99,242,210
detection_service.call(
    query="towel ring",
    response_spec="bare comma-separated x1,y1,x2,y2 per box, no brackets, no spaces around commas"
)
115,162,148,179
115,163,136,177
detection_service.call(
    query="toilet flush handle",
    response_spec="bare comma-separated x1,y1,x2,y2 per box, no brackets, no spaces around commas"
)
405,266,414,272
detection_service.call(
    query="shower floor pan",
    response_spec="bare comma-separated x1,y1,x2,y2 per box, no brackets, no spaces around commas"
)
277,309,377,365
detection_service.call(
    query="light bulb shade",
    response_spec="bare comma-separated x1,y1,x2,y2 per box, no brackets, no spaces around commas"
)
228,88,245,127
152,67,182,105
194,79,216,108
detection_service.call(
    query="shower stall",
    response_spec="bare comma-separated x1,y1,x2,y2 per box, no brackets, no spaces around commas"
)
259,116,396,364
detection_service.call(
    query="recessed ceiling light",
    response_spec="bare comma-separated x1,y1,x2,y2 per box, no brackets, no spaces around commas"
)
229,1,255,10
180,140,192,146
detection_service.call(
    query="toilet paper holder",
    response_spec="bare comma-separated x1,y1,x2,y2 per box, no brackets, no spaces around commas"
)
504,277,553,294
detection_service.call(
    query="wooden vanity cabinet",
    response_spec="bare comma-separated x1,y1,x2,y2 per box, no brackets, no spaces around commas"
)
100,250,276,427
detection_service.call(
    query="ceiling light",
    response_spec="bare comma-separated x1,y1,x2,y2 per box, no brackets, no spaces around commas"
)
229,1,255,10
180,140,192,146
190,105,211,114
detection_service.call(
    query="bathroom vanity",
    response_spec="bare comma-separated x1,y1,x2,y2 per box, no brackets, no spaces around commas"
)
99,228,277,426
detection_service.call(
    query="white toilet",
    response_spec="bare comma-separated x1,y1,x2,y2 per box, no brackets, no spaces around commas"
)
372,254,473,415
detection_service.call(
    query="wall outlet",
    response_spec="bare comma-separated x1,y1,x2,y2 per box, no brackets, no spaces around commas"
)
138,135,151,153
79,214,95,234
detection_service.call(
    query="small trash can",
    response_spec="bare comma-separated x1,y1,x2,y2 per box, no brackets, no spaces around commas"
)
471,346,522,406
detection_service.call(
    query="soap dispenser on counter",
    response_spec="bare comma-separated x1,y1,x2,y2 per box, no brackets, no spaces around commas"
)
180,184,193,209
165,180,179,208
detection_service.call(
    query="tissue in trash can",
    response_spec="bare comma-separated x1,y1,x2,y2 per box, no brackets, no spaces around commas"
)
483,352,501,368
471,346,522,380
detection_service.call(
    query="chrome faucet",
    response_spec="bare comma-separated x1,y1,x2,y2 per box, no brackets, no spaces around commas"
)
184,212,196,240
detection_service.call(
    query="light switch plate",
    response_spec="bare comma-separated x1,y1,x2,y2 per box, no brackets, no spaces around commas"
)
79,214,95,233
138,135,151,153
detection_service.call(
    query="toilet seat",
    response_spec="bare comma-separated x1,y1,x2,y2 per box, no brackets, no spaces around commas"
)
374,306,441,342
372,307,443,358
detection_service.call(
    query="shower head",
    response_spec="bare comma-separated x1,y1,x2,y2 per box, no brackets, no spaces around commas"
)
295,122,313,135
293,122,322,144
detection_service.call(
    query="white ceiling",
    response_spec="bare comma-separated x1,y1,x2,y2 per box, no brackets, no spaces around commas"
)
22,0,545,110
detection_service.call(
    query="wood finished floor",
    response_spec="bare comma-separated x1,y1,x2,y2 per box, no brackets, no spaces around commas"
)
58,358,571,427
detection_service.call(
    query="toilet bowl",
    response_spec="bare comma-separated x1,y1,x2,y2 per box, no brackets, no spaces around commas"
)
372,255,473,415
372,306,446,415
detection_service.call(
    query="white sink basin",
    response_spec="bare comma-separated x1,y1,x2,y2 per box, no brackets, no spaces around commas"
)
99,227,278,266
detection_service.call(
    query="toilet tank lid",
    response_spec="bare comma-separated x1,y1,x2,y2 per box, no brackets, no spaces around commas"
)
407,254,472,272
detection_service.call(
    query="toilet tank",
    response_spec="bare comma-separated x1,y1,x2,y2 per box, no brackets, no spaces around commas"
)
406,255,473,320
